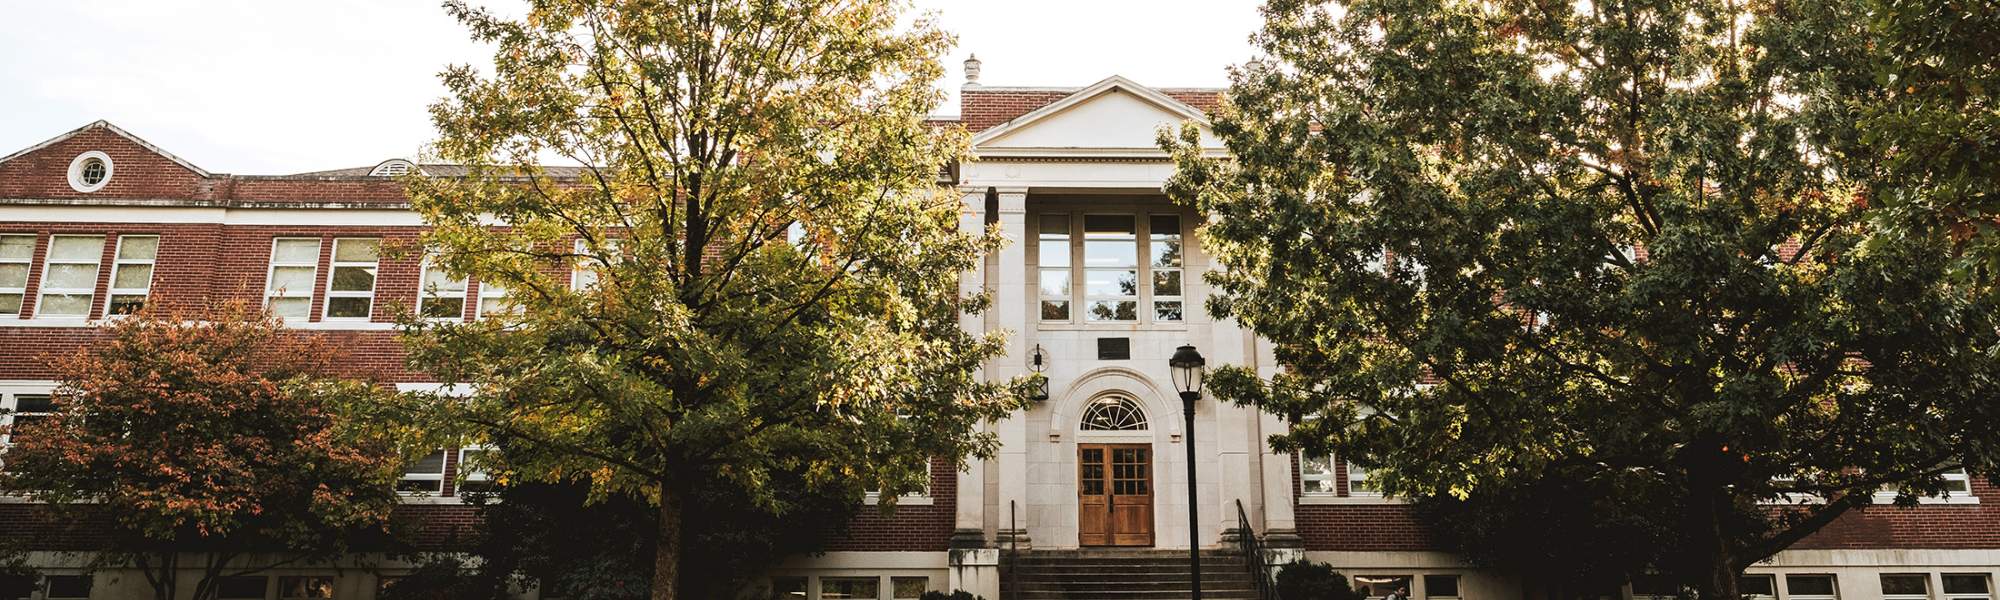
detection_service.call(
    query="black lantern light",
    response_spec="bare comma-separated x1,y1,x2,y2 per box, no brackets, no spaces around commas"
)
1028,344,1051,402
1168,343,1207,599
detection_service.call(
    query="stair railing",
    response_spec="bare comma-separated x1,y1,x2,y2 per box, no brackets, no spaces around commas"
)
1008,499,1019,600
1235,499,1278,600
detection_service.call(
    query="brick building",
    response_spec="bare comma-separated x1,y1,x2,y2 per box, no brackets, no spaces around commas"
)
0,62,1995,600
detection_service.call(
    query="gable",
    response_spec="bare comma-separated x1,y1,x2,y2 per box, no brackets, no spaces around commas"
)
0,121,215,201
971,78,1224,158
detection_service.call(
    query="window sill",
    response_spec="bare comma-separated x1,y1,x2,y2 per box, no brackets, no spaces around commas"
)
1873,493,1980,505
863,493,934,506
287,321,399,331
1298,494,1404,506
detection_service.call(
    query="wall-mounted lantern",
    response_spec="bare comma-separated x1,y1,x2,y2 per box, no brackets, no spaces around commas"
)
1028,344,1051,402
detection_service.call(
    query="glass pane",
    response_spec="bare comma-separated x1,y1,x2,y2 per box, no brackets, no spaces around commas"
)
0,235,33,260
333,238,380,263
1085,270,1138,297
268,297,310,318
0,263,26,287
1788,575,1836,596
1882,575,1928,596
45,575,90,599
44,263,98,289
109,295,146,315
269,266,315,292
892,577,927,599
1155,301,1184,321
48,236,103,261
1086,300,1137,321
0,293,20,315
1425,575,1461,598
14,395,54,413
113,264,153,289
771,577,807,599
821,578,879,599
1355,575,1412,599
1945,575,1990,595
1040,270,1070,297
1151,215,1182,267
1085,214,1135,235
273,239,320,264
326,297,372,318
329,266,376,292
215,576,267,600
38,294,91,316
1153,269,1182,296
406,450,446,474
481,297,519,317
1084,240,1136,267
279,575,335,599
117,236,159,260
1038,215,1070,267
1739,575,1776,596
421,297,465,319
422,267,467,292
1040,300,1069,321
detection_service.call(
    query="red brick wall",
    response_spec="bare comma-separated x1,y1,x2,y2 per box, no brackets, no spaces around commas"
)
822,457,958,552
0,127,213,201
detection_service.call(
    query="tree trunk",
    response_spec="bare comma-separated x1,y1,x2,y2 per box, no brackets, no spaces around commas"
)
1686,463,1743,600
650,483,686,600
139,552,177,600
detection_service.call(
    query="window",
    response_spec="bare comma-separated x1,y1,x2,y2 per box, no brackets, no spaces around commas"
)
571,238,621,291
416,262,468,320
37,235,104,318
215,575,268,600
1945,574,1992,600
0,234,32,316
892,577,927,599
1942,468,1973,495
323,238,380,319
67,151,113,193
1354,575,1412,600
1150,215,1183,321
1083,215,1139,321
265,239,321,319
1079,395,1147,431
1300,453,1338,495
1424,575,1461,600
1741,574,1778,600
4,394,56,448
1348,461,1381,496
1878,467,1976,501
44,574,91,600
456,446,494,494
1038,214,1071,321
107,235,158,315
278,575,334,599
1882,574,1930,600
1787,574,1839,600
398,450,446,494
770,577,807,599
477,281,518,318
820,577,879,599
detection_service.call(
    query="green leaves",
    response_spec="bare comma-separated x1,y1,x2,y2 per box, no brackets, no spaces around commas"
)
1169,0,2000,590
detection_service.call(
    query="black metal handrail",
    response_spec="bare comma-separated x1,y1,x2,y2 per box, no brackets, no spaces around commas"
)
1007,499,1019,600
1235,499,1278,600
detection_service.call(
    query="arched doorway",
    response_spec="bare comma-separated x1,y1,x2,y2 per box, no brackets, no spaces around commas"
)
1076,394,1154,546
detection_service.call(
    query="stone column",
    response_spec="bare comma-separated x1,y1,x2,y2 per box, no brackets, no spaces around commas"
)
990,187,1033,549
1252,335,1304,550
952,187,990,550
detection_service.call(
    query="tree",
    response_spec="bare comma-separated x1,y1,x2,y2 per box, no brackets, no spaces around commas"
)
1162,0,2000,597
0,305,401,600
1411,466,1683,599
400,2,1021,599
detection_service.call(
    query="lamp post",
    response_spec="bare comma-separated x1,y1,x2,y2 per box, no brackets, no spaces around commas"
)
1169,344,1207,600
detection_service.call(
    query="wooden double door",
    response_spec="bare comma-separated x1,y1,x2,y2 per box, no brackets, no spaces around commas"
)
1078,443,1154,546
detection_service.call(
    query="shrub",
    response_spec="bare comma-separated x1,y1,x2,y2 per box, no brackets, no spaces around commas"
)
1275,560,1365,600
918,591,985,600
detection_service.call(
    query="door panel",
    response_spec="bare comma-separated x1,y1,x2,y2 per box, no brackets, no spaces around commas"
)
1079,443,1154,546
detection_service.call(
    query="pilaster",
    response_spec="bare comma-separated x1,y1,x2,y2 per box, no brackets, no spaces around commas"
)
990,187,1032,548
954,187,990,546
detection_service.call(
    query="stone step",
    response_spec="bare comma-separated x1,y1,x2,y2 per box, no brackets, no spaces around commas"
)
1002,549,1268,600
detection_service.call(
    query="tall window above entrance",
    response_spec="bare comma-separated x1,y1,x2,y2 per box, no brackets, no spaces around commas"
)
1080,395,1148,431
1037,211,1187,324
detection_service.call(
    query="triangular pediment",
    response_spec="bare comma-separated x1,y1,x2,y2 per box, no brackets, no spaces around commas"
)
971,76,1222,158
0,120,211,177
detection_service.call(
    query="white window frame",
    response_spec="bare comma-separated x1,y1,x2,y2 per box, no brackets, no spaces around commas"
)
1874,467,1980,505
890,576,929,600
397,449,447,496
1785,574,1840,600
570,238,621,291
1037,213,1072,322
1149,214,1184,322
477,280,516,318
42,573,93,600
1299,453,1338,496
277,575,336,600
2,388,58,458
1881,573,1931,600
264,238,321,319
0,234,34,317
1422,574,1462,600
321,238,380,321
35,234,104,319
863,456,934,506
1943,574,1993,600
1739,573,1778,600
1081,213,1140,323
416,260,469,321
106,234,158,316
456,445,494,494
1033,210,1191,326
1348,460,1382,497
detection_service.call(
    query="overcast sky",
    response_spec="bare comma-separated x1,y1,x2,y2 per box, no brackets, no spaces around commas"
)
0,1,1261,175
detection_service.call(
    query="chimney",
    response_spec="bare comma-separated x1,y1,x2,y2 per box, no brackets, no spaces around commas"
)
963,53,982,88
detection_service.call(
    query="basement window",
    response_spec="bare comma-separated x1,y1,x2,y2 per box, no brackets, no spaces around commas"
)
1786,574,1839,600
1882,574,1930,600
1946,574,1993,600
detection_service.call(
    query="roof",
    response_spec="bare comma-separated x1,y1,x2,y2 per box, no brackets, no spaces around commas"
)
0,120,213,177
286,164,590,178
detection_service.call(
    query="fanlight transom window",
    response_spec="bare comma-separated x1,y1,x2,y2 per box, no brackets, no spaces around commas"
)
1080,395,1148,431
